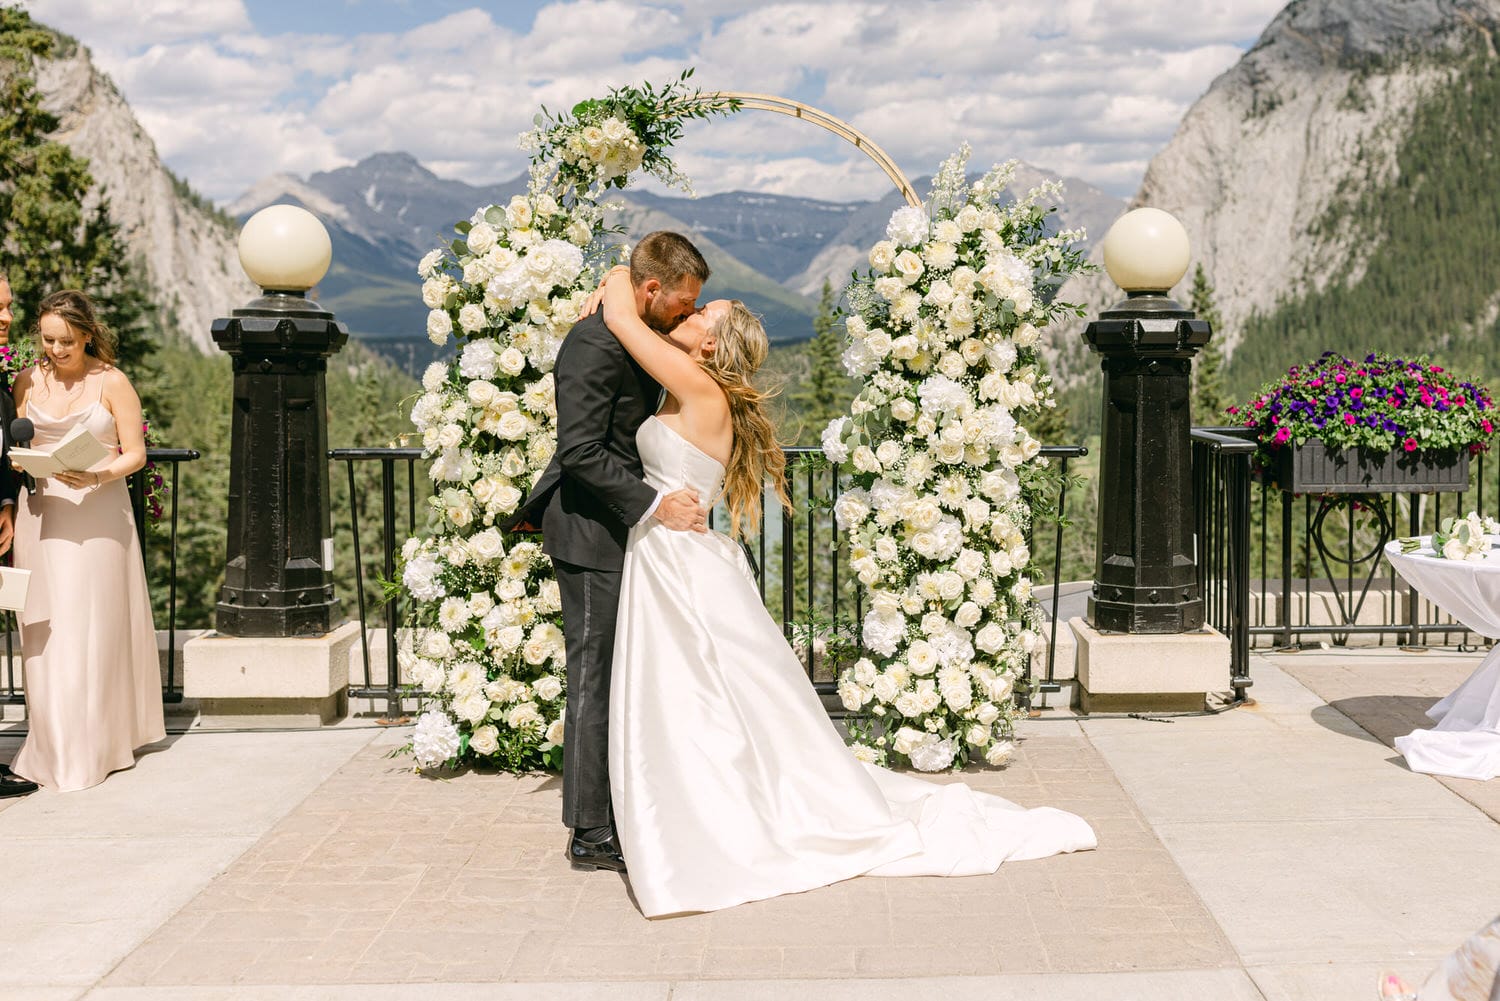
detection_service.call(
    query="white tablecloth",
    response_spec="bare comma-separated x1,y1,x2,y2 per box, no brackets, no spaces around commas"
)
1384,540,1500,780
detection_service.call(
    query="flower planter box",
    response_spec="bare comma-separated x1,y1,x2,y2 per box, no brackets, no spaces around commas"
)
1267,440,1469,494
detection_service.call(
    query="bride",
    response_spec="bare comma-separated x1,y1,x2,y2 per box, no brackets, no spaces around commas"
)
592,269,1096,918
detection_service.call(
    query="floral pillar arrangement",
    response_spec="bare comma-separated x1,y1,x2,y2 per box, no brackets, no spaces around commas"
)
823,147,1089,771
399,73,737,771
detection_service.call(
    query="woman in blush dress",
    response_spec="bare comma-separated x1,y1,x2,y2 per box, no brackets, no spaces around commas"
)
10,289,164,791
590,269,1096,918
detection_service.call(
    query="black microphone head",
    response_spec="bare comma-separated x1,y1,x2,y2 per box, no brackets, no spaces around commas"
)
9,417,33,443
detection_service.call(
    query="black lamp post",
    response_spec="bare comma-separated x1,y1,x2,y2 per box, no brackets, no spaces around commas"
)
213,206,346,637
1084,208,1210,634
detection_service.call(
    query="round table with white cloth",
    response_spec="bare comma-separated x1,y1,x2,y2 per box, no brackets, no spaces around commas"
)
1384,539,1500,780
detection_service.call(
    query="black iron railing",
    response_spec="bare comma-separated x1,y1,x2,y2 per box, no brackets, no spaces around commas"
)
1245,452,1499,650
327,446,426,718
1191,428,1256,702
2,448,200,705
331,444,1092,713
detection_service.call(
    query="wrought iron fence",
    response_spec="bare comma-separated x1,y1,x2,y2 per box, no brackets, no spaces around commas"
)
330,444,1093,715
1,448,201,705
1191,428,1256,702
1240,449,1499,650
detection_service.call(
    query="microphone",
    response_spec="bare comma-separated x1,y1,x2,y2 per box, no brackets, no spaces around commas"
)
8,418,34,492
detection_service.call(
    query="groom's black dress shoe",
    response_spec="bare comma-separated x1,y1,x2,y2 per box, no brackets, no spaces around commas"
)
0,764,37,798
567,831,627,873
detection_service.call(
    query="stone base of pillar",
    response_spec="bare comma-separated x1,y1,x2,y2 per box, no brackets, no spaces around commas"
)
1071,615,1230,714
184,621,360,727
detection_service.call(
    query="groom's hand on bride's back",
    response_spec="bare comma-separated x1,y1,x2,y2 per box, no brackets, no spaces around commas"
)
654,488,708,533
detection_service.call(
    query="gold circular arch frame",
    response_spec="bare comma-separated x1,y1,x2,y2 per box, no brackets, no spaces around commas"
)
697,92,921,208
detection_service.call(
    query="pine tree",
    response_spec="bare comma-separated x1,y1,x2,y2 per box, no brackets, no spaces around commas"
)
1189,263,1229,421
0,5,157,378
791,278,854,442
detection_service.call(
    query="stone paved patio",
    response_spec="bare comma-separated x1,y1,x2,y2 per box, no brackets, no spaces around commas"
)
2,649,1498,1000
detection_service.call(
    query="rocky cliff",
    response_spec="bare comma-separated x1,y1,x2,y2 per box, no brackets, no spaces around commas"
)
1056,0,1500,375
35,37,255,352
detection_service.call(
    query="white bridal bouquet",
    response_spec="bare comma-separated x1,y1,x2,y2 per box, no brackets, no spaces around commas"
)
1400,511,1500,562
824,146,1090,771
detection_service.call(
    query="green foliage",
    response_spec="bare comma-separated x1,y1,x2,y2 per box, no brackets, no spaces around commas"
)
0,3,159,410
1190,264,1230,420
1228,43,1500,401
787,279,858,443
528,67,741,195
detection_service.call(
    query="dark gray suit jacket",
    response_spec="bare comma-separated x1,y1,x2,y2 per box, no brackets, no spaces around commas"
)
508,311,659,571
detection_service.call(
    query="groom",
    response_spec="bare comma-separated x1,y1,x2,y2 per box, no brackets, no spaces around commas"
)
511,231,712,872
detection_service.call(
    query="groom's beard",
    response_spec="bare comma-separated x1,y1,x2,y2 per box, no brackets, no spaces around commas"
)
642,298,686,335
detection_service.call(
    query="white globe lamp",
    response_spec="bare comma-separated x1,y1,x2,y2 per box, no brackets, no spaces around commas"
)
1101,207,1191,296
237,204,332,293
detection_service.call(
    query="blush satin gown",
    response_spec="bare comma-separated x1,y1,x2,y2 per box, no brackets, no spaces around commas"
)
12,397,165,791
609,416,1096,917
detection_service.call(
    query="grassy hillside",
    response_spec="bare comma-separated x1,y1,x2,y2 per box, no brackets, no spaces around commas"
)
1225,43,1500,403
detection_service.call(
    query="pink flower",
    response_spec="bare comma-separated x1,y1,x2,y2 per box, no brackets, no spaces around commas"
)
1484,420,1494,434
1334,373,1347,384
1343,413,1356,425
1403,438,1418,452
1350,387,1363,399
1274,427,1291,443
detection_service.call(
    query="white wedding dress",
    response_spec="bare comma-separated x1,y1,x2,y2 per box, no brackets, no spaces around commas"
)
609,416,1097,917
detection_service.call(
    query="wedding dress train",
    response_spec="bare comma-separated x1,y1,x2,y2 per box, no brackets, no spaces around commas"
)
609,416,1096,917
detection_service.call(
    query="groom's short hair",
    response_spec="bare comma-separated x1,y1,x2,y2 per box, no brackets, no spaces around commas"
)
631,231,710,291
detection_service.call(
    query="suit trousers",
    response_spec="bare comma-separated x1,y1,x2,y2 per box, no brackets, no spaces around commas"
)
553,558,622,831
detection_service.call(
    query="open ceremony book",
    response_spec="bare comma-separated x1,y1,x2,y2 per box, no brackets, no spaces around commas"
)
0,567,29,612
9,422,112,478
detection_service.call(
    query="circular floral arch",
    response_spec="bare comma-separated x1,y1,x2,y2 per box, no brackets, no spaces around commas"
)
700,92,920,208
400,71,1088,773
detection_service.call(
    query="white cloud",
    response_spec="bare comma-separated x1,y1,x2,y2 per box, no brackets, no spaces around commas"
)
20,0,1287,203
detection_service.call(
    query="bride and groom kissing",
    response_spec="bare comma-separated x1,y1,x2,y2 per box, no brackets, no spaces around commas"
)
510,231,1095,919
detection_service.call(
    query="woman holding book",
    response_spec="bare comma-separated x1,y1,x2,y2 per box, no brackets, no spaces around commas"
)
9,289,164,792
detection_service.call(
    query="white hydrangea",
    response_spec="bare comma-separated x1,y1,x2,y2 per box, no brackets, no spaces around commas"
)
412,711,461,769
886,205,930,247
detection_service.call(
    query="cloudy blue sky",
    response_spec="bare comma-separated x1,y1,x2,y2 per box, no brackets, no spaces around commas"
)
21,0,1286,204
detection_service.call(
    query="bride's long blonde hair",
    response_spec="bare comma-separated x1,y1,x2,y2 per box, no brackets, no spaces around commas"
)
702,301,789,539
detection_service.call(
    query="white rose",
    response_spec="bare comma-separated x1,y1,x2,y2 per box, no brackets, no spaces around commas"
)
965,724,991,747
427,309,453,345
545,718,566,745
852,445,880,473
421,278,448,309
974,622,1007,654
875,440,902,467
893,249,925,286
1014,323,1041,348
894,690,925,717
458,303,487,334
498,347,527,376
496,410,531,440
985,739,1016,766
955,601,982,628
907,640,937,675
865,330,893,358
533,675,563,701
869,240,897,272
505,196,532,229
469,724,500,756
468,528,504,562
467,221,498,255
872,672,900,702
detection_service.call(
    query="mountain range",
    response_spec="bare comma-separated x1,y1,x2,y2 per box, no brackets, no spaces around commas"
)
224,154,1125,370
24,0,1500,407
